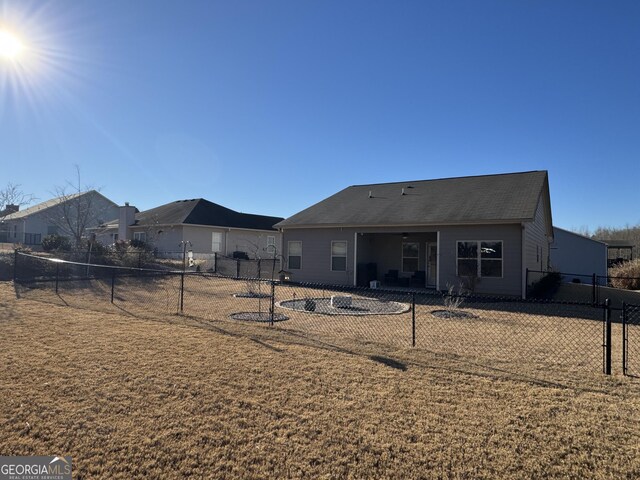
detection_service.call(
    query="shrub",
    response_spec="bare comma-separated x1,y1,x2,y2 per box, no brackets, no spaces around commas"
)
609,259,640,290
41,234,71,252
530,271,561,299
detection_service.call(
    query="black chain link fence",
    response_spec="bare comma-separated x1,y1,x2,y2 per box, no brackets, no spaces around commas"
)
623,303,640,376
12,251,622,379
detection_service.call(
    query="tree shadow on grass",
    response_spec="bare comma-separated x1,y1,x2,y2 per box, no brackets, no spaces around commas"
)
369,355,407,371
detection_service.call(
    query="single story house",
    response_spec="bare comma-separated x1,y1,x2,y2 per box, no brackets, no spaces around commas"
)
275,171,554,298
550,227,608,285
94,198,284,258
0,191,119,247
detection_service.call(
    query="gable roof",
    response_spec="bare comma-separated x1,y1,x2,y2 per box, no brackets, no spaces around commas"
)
129,199,283,231
552,227,607,246
276,171,551,229
2,190,116,221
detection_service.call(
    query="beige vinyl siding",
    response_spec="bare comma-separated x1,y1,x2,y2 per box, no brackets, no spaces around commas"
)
282,229,354,285
438,225,522,297
180,226,281,257
523,195,551,286
282,224,523,296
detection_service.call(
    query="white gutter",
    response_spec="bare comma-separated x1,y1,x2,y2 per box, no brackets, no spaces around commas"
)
277,219,531,230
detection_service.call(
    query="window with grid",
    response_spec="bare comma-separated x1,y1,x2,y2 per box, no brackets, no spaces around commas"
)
457,241,503,277
331,241,347,271
288,241,302,270
402,242,420,273
133,231,146,242
211,232,222,253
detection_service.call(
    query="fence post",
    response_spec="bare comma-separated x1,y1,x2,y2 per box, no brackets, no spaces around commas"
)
236,259,240,279
604,298,612,375
411,292,416,347
180,272,185,314
13,249,18,282
111,271,116,303
213,252,217,273
55,263,60,294
270,281,276,326
622,302,627,375
258,259,261,279
592,273,597,305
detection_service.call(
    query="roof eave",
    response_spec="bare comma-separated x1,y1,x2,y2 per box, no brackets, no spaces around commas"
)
277,218,534,230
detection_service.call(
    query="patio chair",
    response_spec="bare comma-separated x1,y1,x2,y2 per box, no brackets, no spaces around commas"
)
384,269,399,284
411,270,426,287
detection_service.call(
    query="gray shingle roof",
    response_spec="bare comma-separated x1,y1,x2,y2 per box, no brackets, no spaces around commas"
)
131,199,283,231
276,171,549,228
2,191,110,220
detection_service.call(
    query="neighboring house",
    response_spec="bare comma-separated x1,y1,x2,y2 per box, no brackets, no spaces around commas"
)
94,198,284,258
605,240,634,267
550,227,608,285
275,171,554,298
0,191,119,247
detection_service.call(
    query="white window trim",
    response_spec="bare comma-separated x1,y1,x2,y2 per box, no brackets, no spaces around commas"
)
402,241,420,273
330,240,348,272
266,235,276,247
133,231,146,242
288,240,302,270
456,240,504,278
211,232,223,253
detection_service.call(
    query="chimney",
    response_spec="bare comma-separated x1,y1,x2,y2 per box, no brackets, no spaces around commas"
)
4,204,19,214
118,203,136,241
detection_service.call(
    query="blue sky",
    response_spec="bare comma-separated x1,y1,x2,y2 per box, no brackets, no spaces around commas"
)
1,0,638,231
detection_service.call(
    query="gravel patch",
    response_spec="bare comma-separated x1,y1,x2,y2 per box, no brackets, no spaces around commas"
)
277,297,410,316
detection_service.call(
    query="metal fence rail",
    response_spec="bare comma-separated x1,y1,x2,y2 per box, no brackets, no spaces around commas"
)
12,251,618,379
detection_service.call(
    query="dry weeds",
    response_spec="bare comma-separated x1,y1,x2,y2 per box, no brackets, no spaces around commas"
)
1,281,640,478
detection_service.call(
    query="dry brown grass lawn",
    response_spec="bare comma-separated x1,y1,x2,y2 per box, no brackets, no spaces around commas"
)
2,280,640,479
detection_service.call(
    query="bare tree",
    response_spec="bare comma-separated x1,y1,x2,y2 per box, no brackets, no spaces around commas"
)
0,183,36,243
47,166,109,248
0,182,36,220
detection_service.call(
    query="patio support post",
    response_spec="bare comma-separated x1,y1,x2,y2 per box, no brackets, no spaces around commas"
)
353,232,358,286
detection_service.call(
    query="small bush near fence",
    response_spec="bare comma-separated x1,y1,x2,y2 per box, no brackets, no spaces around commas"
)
610,259,640,290
529,271,561,299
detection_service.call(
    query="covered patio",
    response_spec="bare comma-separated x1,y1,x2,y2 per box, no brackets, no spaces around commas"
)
355,231,439,289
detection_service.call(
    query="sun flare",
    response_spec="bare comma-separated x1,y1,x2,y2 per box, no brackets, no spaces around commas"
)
0,28,25,59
